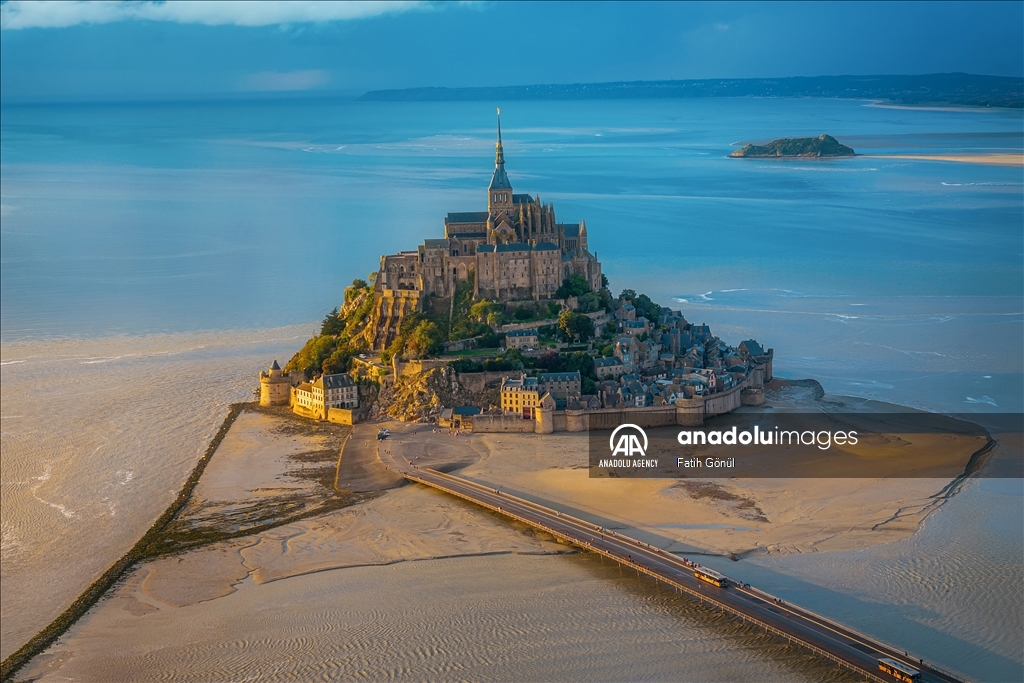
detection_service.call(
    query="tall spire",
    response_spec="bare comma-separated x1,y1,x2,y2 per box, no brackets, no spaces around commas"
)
495,107,505,166
488,107,512,192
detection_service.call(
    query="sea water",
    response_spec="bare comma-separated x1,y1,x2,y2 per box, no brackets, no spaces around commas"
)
2,97,1021,677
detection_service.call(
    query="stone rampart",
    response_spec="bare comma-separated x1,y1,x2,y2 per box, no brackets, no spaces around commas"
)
469,414,535,433
392,358,450,377
327,408,366,425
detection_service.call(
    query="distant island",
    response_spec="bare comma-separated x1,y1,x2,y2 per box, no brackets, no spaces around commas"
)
359,73,1024,109
729,134,855,159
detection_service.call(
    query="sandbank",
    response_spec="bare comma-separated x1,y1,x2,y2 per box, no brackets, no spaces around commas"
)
864,153,1023,166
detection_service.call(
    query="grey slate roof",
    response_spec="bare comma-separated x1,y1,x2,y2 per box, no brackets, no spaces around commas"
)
540,371,581,382
496,243,531,252
423,239,450,248
506,328,539,337
446,211,489,223
562,223,580,237
477,244,495,252
489,164,512,190
534,242,559,251
322,373,355,389
513,193,533,203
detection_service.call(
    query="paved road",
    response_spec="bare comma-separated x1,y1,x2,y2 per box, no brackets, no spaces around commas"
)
376,435,967,683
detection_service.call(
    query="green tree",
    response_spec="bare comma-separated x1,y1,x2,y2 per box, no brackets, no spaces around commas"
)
633,293,662,323
620,288,636,301
320,307,344,336
470,299,502,324
514,306,534,321
504,348,524,364
600,344,614,357
322,343,355,375
558,310,594,342
576,291,602,313
556,273,591,299
601,274,609,289
582,377,598,395
563,351,595,378
406,320,443,358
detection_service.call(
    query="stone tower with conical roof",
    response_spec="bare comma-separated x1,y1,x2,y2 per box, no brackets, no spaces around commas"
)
259,359,293,406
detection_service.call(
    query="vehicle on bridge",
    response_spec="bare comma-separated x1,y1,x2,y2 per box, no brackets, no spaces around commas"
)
878,658,921,682
693,567,728,587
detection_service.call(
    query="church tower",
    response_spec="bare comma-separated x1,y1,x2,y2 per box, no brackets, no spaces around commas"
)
488,109,514,216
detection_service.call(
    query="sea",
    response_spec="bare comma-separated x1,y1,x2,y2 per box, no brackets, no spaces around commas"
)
2,97,1022,680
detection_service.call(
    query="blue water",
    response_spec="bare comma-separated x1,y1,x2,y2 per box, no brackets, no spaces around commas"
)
3,97,1021,412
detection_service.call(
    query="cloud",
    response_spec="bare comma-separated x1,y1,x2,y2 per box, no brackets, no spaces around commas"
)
239,69,331,91
0,1,428,30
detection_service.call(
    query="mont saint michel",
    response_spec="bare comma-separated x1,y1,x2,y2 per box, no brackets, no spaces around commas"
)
371,114,603,351
3,19,1021,679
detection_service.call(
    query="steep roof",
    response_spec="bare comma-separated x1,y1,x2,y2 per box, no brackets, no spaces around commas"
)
322,373,355,389
446,211,489,224
489,164,512,190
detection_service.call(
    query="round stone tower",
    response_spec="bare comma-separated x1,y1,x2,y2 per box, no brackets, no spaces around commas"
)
259,360,291,406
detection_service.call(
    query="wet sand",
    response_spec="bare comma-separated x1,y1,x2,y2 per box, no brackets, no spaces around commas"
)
14,389,993,681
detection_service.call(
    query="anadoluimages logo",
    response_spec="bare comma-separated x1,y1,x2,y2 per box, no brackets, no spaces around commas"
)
609,424,648,457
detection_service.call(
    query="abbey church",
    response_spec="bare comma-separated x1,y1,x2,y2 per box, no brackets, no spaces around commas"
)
371,115,603,350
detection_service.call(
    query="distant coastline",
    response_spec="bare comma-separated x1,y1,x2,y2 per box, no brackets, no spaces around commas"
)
359,73,1024,109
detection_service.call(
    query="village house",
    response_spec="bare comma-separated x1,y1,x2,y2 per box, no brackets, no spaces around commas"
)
594,356,624,379
500,376,541,418
539,371,582,398
622,319,649,336
291,372,359,419
505,328,539,349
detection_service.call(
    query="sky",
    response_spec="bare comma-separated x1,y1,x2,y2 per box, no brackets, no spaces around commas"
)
1,1,1022,103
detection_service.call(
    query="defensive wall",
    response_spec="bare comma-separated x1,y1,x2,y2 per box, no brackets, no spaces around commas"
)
469,359,769,434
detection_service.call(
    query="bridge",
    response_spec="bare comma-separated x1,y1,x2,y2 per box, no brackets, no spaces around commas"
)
376,440,967,683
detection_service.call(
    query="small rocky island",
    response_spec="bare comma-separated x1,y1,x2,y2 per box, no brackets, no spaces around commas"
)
730,134,855,158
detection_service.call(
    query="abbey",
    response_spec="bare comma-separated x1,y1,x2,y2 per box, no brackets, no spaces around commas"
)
371,114,602,350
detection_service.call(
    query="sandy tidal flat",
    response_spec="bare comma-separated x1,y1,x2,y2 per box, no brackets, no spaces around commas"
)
865,153,1024,166
15,391,998,681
